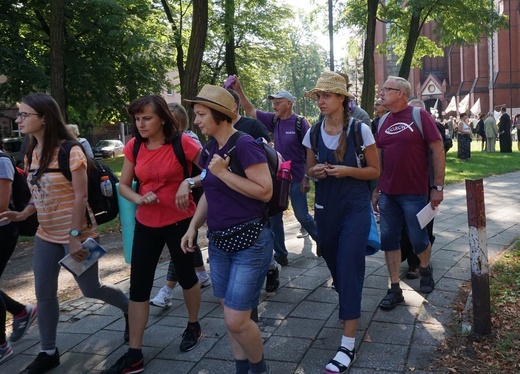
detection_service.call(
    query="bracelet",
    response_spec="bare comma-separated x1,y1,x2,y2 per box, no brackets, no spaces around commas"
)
28,202,35,206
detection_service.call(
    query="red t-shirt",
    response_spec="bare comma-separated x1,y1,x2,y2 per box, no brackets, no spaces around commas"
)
123,135,200,228
376,106,441,195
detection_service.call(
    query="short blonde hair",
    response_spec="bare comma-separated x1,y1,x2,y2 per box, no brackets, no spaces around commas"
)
66,124,79,137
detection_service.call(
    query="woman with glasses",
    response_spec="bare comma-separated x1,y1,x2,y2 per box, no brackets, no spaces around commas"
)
1,93,129,374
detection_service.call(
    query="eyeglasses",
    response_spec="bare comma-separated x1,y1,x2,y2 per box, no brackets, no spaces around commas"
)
379,87,401,93
16,112,39,121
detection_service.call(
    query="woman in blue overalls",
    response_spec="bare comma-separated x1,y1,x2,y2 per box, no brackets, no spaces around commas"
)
303,72,380,374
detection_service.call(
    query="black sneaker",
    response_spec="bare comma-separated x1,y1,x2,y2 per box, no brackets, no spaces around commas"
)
419,264,435,293
379,289,404,311
265,263,281,293
101,352,144,374
180,323,202,352
21,349,60,374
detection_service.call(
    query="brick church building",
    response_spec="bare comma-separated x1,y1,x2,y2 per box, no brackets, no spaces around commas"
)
373,0,519,119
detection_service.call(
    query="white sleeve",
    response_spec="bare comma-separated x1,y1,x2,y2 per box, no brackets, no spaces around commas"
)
302,127,312,149
361,123,376,147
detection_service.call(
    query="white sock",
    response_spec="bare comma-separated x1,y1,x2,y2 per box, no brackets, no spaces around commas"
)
325,336,355,372
163,285,173,293
42,348,56,356
196,271,208,279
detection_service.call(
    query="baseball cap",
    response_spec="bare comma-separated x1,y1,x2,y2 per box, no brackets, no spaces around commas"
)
268,89,295,103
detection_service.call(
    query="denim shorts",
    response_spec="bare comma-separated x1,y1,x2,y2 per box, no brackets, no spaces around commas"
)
379,193,430,254
208,226,273,311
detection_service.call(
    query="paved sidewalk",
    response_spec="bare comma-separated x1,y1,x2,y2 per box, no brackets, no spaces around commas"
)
3,172,520,373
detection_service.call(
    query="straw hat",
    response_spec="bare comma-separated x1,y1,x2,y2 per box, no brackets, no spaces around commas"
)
184,85,237,120
305,71,354,101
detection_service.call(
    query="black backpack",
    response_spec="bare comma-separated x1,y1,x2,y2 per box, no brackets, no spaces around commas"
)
28,141,119,226
202,131,289,217
0,153,39,236
132,134,203,204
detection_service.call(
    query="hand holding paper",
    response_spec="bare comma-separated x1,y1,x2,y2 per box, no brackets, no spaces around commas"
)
416,203,439,229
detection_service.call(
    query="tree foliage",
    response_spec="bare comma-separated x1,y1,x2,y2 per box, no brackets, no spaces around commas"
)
339,0,507,78
0,0,174,126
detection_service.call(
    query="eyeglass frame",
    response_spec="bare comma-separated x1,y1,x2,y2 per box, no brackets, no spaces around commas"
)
16,111,40,121
379,87,401,94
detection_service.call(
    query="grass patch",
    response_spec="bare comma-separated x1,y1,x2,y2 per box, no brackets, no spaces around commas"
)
444,142,520,185
437,243,520,372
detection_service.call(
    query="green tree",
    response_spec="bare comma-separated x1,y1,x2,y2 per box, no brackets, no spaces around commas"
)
336,0,507,108
0,0,173,125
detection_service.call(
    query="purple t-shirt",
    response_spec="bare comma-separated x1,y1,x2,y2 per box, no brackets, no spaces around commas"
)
256,110,310,183
376,106,441,195
200,134,267,231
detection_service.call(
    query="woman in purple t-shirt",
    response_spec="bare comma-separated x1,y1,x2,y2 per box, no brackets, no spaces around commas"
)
181,85,274,374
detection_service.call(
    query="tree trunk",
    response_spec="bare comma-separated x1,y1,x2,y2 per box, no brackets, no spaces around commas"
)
398,11,422,79
50,0,66,119
361,0,378,112
224,0,237,75
182,0,208,132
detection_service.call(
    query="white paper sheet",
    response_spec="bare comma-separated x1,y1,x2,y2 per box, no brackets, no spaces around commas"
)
416,203,439,229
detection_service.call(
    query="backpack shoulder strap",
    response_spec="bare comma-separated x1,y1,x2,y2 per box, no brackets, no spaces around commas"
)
272,115,279,128
351,119,367,168
132,138,141,165
295,115,304,143
309,122,322,155
377,111,391,134
172,134,189,179
57,140,77,181
411,106,424,139
226,131,248,177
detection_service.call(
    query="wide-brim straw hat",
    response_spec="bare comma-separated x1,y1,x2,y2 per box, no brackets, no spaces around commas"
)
184,85,237,120
305,71,354,101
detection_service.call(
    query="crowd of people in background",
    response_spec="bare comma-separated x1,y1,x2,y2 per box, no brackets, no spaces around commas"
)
0,73,518,374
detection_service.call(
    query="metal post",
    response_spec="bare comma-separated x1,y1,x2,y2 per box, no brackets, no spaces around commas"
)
465,179,491,335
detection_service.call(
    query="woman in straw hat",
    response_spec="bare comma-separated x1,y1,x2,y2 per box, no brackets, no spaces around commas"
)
303,72,380,373
103,95,202,373
182,85,273,374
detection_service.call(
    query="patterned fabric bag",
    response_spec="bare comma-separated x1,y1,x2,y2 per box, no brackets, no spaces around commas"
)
208,220,264,253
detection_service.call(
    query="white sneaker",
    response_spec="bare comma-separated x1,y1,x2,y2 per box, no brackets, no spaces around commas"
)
197,273,212,288
149,286,172,308
296,227,309,238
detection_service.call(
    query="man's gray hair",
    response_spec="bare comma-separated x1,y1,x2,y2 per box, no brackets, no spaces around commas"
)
408,99,425,109
387,76,411,98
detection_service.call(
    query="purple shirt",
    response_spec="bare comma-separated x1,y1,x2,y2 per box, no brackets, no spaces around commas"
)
376,106,441,195
256,110,310,183
200,134,268,231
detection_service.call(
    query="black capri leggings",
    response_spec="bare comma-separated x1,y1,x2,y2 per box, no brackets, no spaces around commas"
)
130,218,198,302
166,241,204,282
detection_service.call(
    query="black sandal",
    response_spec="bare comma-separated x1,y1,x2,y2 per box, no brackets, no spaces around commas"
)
379,289,404,310
325,346,356,374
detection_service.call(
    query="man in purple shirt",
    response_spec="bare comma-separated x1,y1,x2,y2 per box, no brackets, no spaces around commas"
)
231,77,319,266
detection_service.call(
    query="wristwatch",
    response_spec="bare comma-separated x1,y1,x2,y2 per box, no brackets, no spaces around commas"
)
185,178,195,189
69,229,82,237
432,185,444,192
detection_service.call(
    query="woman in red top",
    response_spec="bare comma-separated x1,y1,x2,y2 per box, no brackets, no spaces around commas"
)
103,95,202,374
